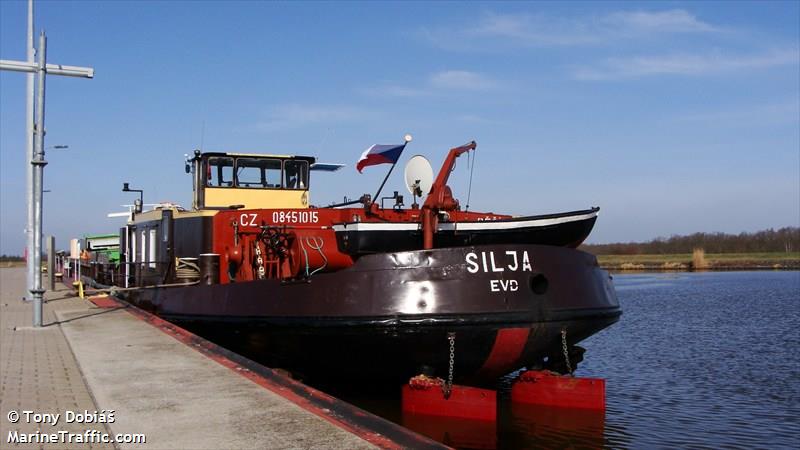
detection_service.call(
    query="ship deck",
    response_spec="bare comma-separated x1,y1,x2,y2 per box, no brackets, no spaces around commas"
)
0,267,441,449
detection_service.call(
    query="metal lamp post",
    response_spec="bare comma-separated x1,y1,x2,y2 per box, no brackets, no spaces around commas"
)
0,0,94,327
122,183,144,214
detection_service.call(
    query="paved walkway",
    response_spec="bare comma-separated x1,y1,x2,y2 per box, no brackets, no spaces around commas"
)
1,267,114,449
1,268,376,449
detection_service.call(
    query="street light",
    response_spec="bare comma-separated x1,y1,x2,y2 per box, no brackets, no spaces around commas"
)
0,1,93,328
122,183,143,214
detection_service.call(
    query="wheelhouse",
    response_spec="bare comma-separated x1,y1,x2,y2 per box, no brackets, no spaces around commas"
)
189,151,316,210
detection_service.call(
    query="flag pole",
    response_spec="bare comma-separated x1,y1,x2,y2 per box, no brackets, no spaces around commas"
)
372,134,412,203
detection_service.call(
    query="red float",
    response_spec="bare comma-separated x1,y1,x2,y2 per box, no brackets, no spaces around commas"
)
401,375,496,421
511,370,605,410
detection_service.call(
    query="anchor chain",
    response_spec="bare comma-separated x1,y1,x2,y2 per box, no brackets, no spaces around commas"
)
561,328,573,376
443,332,456,399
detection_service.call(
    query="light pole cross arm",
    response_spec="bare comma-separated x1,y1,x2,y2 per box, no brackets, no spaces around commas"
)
0,59,94,78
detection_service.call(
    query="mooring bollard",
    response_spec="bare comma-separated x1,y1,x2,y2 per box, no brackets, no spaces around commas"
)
199,253,220,285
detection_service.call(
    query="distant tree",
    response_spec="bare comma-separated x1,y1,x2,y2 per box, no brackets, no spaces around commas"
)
581,227,800,255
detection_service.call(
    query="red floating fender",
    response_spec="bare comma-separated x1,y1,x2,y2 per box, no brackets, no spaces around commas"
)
402,376,496,421
511,370,605,410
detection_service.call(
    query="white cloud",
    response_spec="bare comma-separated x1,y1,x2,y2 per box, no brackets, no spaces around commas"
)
421,9,718,50
573,49,799,80
456,114,491,123
471,13,599,46
604,10,719,34
358,85,428,98
674,100,800,125
361,70,499,97
255,104,368,131
429,70,497,90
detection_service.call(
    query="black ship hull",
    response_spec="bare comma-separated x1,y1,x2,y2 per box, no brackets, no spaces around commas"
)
117,244,620,384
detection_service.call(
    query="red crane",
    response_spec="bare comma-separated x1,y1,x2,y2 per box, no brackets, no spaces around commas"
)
422,141,477,249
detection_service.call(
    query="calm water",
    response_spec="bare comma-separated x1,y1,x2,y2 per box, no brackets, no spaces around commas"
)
577,271,800,449
321,271,800,449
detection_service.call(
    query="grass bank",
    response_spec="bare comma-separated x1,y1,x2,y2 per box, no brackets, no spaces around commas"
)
0,261,26,268
596,252,800,271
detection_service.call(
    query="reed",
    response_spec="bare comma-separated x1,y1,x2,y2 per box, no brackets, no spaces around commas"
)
692,248,709,270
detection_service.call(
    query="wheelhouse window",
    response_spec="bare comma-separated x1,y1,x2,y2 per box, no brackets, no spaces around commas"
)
206,157,234,187
284,160,309,190
236,158,282,188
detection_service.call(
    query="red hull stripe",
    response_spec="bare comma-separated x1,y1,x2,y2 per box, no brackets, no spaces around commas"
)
115,300,444,449
476,328,531,379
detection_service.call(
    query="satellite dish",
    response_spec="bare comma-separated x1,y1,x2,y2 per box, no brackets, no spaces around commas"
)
404,155,433,197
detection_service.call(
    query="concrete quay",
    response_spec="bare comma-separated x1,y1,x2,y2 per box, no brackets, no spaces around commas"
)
1,268,442,449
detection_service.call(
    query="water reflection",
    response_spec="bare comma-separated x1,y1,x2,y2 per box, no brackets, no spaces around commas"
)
503,405,605,449
400,405,607,450
402,414,497,450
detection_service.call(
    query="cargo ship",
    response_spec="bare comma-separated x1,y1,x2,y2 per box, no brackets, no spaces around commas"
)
84,140,620,384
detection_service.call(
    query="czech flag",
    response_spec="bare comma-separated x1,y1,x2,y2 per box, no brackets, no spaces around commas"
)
356,143,406,173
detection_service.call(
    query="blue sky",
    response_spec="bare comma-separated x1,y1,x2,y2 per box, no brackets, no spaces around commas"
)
1,1,798,254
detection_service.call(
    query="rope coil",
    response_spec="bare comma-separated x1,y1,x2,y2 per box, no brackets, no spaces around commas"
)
175,257,201,281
